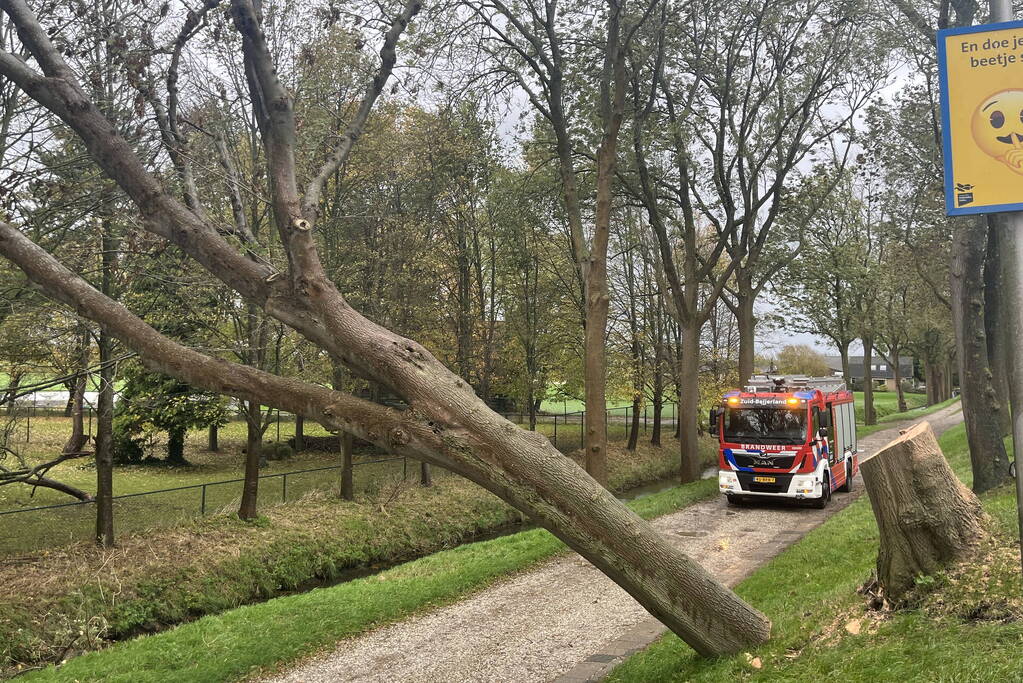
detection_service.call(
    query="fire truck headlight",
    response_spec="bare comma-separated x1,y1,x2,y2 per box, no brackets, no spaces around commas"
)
792,475,817,494
718,470,739,491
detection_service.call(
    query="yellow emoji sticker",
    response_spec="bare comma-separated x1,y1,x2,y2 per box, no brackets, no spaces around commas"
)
971,90,1023,175
939,22,1023,213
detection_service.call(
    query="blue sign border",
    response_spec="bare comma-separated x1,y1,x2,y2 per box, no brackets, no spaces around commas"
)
938,20,1023,216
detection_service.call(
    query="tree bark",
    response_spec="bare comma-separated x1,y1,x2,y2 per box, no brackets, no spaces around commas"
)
678,321,702,483
95,328,114,547
862,336,876,425
340,431,354,501
583,280,609,483
839,342,851,388
984,217,1011,436
923,359,937,405
951,217,1010,493
892,347,907,413
735,289,756,386
861,422,987,599
627,396,641,451
208,424,219,451
294,414,304,451
420,461,432,487
239,401,262,519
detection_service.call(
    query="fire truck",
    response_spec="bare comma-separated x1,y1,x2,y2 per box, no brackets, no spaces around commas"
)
710,375,858,508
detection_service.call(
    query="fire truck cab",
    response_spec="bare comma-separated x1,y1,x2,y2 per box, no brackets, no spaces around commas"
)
710,375,858,508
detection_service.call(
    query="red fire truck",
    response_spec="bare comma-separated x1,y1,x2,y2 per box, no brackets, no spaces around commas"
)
710,375,859,508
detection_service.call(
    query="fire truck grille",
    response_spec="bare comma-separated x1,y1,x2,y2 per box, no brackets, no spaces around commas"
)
736,472,793,494
731,454,797,470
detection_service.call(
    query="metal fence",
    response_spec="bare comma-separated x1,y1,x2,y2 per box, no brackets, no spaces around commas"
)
0,455,419,556
0,400,682,556
497,401,681,451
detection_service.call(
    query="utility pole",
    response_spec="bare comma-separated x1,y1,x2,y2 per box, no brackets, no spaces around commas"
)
987,0,1023,579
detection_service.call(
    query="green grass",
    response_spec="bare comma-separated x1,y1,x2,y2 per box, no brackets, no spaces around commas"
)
15,479,719,683
607,421,1021,682
857,396,960,438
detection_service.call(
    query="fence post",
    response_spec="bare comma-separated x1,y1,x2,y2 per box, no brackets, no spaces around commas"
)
282,473,287,503
276,410,281,441
403,456,408,481
200,484,207,515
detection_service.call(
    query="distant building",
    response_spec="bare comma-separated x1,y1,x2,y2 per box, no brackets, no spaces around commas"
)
824,355,915,392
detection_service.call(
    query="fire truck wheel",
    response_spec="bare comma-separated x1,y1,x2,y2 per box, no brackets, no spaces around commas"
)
726,493,745,506
811,475,831,509
838,461,853,493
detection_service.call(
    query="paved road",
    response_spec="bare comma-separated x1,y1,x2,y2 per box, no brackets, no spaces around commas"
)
265,403,964,683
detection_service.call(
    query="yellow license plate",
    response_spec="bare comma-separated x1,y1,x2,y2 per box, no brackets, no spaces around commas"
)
753,476,776,483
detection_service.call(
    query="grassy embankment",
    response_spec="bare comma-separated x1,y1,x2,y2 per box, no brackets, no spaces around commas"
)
0,431,717,677
9,471,720,682
607,422,1020,682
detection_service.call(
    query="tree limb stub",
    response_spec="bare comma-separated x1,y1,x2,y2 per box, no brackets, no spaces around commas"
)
861,421,988,600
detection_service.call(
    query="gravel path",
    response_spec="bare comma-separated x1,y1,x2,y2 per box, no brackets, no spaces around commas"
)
266,403,964,683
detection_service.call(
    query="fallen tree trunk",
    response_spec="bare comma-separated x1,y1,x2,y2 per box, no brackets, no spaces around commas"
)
861,422,987,599
0,0,772,657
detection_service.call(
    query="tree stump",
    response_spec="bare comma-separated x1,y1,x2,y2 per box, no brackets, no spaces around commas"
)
861,422,987,600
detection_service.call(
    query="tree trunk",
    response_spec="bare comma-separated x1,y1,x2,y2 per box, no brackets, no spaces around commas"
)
420,461,432,487
294,414,304,451
340,431,354,501
862,337,876,426
923,359,937,406
651,393,663,447
984,217,1011,436
861,422,987,600
679,321,702,483
892,348,907,413
0,217,773,657
951,217,1010,493
166,426,187,465
238,401,261,520
839,342,851,388
627,396,641,451
583,267,609,485
95,328,114,547
735,291,755,386
207,424,219,451
527,385,537,431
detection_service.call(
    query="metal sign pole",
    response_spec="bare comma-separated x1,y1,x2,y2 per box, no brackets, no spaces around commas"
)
988,0,1023,580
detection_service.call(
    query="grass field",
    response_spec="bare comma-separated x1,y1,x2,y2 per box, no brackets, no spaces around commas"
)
606,423,1020,682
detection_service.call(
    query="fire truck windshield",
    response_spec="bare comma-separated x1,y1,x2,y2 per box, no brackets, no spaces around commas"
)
723,407,807,444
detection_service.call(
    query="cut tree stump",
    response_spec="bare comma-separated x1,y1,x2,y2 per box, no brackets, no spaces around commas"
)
861,421,987,600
